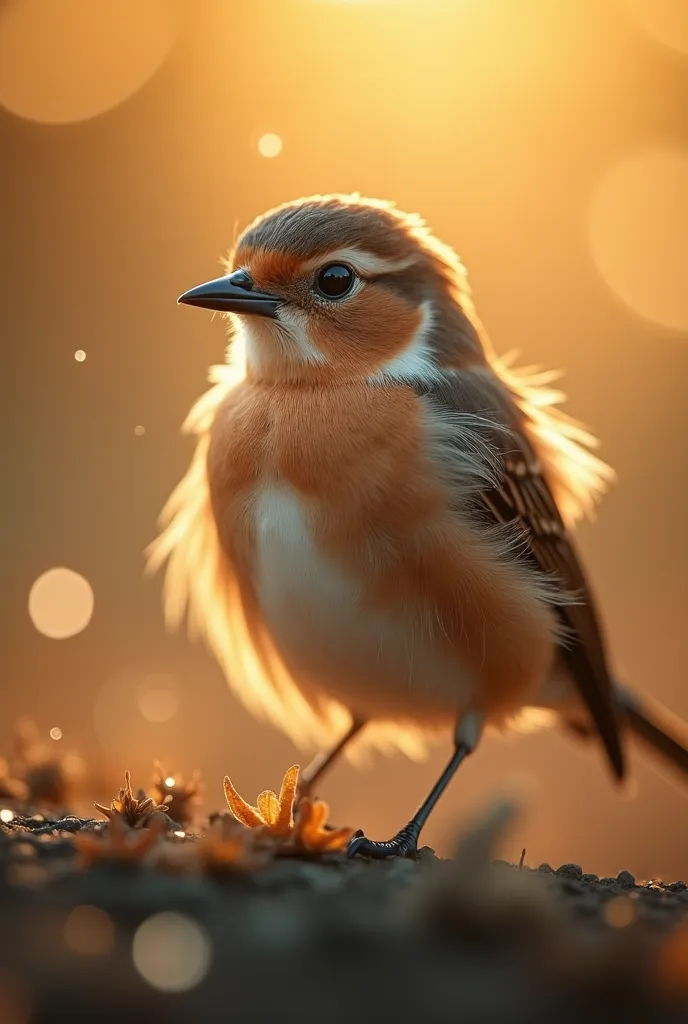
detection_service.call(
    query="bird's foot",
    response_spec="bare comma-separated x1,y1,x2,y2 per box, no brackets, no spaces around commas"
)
347,820,421,860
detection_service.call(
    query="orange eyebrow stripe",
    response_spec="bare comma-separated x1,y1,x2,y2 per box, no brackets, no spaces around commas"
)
235,246,307,286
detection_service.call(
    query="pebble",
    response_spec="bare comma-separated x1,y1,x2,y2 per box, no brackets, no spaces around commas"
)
580,873,599,884
617,870,636,888
538,863,554,874
555,864,582,880
416,847,437,863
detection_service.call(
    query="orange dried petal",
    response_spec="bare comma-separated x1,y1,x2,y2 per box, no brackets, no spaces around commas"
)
294,796,353,852
307,800,328,833
257,790,280,825
297,798,328,843
275,765,299,834
223,776,264,828
319,827,353,852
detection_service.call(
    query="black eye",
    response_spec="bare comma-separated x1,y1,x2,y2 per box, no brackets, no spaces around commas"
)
314,264,355,299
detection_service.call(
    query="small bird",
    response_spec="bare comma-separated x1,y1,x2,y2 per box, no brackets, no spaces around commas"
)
149,193,688,858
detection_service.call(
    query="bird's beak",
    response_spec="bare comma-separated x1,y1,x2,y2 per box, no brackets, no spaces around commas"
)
177,271,282,318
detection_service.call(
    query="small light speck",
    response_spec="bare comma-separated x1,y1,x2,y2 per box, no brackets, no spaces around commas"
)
258,132,283,158
164,776,176,788
0,809,15,823
49,727,62,741
173,830,186,839
134,425,145,436
74,350,86,362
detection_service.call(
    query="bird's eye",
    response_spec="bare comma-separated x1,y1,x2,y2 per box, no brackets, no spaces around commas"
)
314,264,356,300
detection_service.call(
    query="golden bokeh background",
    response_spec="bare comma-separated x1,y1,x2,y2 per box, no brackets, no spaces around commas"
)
2,0,687,878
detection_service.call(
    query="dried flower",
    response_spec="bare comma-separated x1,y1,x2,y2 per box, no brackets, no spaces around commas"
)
151,763,203,827
75,814,165,866
292,796,354,853
223,765,298,837
94,771,170,828
223,765,352,853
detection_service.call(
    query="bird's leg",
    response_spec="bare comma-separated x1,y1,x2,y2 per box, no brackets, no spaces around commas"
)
296,718,366,800
347,711,483,860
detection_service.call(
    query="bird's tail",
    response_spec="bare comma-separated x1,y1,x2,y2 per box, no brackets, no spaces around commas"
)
616,684,688,778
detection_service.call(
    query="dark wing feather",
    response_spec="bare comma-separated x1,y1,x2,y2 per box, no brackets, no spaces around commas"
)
415,373,625,779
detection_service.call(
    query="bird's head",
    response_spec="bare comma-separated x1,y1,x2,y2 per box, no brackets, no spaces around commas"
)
178,194,486,384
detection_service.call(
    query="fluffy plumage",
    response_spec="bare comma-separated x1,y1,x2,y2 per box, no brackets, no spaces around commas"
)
147,194,678,783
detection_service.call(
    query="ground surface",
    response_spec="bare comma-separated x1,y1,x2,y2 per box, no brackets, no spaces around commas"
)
2,804,688,1023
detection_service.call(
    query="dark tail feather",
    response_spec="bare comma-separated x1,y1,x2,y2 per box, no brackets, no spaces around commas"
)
616,685,688,777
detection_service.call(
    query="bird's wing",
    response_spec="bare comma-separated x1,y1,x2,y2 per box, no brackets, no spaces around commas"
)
414,371,625,779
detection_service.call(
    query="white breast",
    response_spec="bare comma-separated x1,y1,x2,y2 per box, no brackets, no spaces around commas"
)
253,485,477,724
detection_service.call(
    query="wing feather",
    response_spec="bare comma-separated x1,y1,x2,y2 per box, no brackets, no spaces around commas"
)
414,369,625,779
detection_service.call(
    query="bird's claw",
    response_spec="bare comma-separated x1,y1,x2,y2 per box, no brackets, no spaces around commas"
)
347,821,421,860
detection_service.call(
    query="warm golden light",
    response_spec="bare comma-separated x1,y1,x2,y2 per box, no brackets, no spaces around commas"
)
64,906,116,956
624,0,688,57
257,133,283,158
0,809,15,823
588,148,688,331
132,912,211,992
3,0,688,888
49,727,62,741
137,673,181,723
28,568,94,640
164,776,176,788
0,0,179,124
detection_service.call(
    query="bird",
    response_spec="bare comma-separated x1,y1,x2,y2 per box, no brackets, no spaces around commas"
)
148,192,688,858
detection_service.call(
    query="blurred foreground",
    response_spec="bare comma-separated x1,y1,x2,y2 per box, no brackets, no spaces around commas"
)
1,721,688,1022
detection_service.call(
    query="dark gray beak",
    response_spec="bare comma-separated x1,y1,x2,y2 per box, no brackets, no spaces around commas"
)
177,268,282,318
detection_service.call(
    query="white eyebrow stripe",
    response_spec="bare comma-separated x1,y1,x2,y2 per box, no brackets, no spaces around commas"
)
302,248,418,277
274,306,328,364
368,301,444,386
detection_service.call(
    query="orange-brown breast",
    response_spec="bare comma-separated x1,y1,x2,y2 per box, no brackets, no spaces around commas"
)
207,380,556,720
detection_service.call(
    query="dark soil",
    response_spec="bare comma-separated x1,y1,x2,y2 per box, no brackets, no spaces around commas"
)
2,804,688,1023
